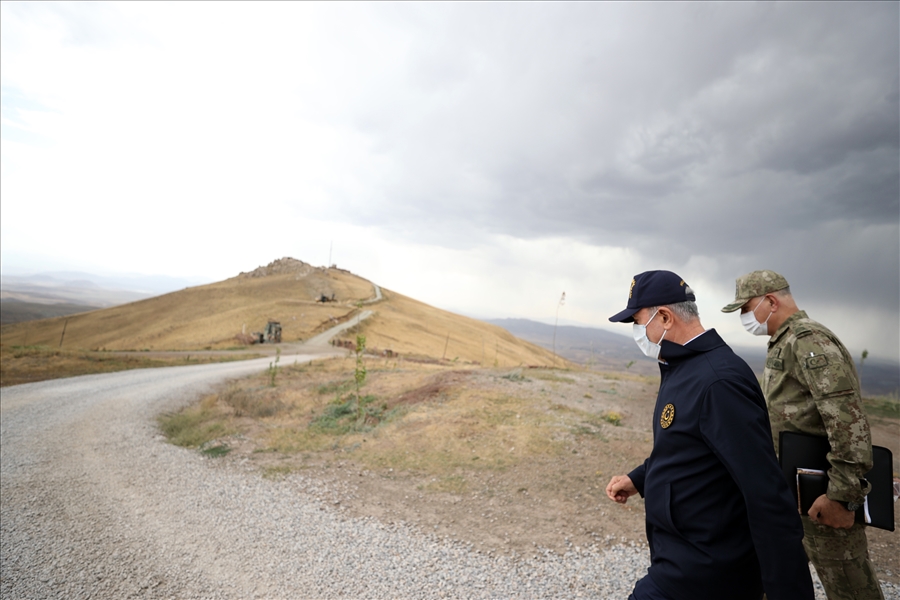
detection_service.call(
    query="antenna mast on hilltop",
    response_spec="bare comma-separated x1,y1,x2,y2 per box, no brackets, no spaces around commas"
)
552,292,566,366
328,241,333,267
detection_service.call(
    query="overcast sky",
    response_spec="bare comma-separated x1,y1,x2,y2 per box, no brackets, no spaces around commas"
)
2,2,898,361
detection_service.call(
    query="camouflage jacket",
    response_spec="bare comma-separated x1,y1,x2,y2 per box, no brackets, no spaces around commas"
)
763,310,873,504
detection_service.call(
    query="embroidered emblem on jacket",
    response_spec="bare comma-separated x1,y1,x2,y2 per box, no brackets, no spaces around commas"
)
806,354,828,369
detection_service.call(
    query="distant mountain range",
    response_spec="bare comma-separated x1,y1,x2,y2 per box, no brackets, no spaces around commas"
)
486,318,900,397
1,271,208,305
0,271,210,325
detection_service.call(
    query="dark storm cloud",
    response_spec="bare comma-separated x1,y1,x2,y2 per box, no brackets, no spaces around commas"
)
306,2,898,314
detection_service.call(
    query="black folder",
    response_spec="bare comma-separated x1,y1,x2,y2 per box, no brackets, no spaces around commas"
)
779,430,894,531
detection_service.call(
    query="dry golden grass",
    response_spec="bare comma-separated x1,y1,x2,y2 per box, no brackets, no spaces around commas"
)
0,262,370,351
156,355,666,557
0,258,561,369
161,356,631,483
357,288,561,368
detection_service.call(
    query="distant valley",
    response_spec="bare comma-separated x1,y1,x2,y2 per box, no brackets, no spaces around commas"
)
487,318,900,397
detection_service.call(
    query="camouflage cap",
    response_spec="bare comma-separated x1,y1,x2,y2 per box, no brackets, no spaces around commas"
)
721,270,790,313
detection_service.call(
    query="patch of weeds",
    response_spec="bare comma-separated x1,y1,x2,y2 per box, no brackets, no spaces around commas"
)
531,371,576,384
316,380,353,396
501,368,528,382
311,395,402,434
220,385,286,418
601,411,623,426
282,362,307,375
10,345,60,359
262,465,294,480
200,443,232,457
571,418,608,440
425,475,468,494
158,398,233,448
864,395,900,419
310,398,358,433
583,393,593,399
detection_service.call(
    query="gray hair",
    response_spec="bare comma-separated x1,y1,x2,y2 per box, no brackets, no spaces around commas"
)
646,300,700,323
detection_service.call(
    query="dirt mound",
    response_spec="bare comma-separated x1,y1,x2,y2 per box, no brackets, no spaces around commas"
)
239,257,318,279
392,371,474,407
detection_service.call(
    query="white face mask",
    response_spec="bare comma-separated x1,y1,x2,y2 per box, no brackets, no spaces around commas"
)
633,310,667,359
741,297,772,336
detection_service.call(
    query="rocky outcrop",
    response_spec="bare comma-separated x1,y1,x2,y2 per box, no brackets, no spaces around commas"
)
239,257,317,279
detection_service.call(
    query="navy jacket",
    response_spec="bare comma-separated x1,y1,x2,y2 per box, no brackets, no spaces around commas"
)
628,330,813,600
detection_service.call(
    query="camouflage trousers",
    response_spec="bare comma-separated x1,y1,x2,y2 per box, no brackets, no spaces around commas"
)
802,517,884,600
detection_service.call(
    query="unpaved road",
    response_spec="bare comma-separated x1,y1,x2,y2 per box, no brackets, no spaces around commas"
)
0,354,327,598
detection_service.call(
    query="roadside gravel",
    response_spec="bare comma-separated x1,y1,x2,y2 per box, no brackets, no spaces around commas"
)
2,357,896,599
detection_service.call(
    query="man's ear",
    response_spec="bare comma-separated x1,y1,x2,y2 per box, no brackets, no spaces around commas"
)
658,306,675,328
765,293,779,313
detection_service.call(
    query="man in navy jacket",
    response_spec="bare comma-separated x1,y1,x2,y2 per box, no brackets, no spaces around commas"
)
605,270,813,600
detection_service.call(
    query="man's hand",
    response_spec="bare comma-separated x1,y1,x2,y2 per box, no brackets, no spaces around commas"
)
606,475,638,504
808,494,855,529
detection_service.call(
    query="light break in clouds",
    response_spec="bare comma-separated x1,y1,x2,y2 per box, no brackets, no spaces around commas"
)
1,2,898,361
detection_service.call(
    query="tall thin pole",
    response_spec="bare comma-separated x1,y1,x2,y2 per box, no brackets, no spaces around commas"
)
59,318,69,348
552,292,566,366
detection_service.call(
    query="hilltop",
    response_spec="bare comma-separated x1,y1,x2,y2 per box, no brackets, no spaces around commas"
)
0,258,559,368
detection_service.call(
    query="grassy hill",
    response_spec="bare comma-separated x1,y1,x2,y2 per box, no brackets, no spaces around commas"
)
0,258,559,368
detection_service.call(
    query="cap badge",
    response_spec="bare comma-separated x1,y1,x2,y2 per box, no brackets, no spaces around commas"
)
629,278,636,298
660,403,675,429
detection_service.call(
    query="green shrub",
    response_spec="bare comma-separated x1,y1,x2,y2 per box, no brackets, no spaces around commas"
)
864,395,900,419
158,406,231,448
601,411,622,426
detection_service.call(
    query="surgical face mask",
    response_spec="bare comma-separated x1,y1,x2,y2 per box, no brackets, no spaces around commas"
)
741,297,772,336
633,310,667,359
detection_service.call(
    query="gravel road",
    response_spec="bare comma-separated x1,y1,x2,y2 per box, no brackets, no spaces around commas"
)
2,353,894,599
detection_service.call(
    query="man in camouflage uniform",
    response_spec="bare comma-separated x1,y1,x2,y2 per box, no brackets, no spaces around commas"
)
722,270,883,600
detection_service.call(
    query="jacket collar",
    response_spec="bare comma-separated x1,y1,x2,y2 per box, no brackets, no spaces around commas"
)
768,310,808,349
658,329,724,365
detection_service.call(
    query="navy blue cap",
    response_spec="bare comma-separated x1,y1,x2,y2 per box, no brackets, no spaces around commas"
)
608,270,696,323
